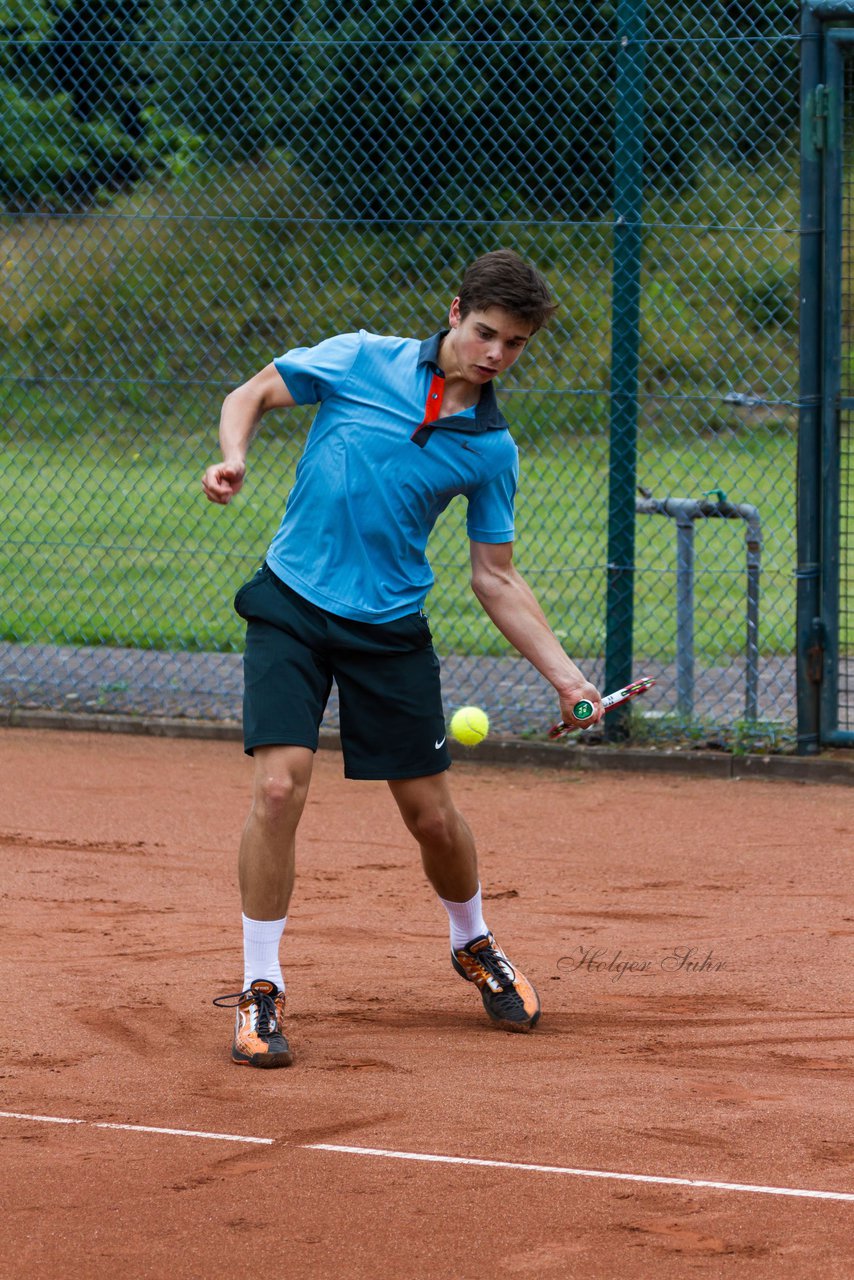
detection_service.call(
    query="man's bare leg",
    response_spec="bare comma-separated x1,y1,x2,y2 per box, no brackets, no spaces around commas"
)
387,771,478,901
239,744,314,920
213,744,314,1069
388,770,541,1032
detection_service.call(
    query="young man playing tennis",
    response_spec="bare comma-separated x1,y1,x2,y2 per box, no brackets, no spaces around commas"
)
203,249,602,1067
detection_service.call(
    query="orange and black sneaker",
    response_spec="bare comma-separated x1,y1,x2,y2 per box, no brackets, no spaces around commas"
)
212,979,293,1068
452,932,541,1033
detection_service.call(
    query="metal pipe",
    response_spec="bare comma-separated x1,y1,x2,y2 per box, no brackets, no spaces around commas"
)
745,528,762,722
635,497,762,722
675,513,696,718
698,500,762,722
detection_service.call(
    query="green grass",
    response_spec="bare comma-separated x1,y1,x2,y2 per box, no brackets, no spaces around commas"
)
429,422,799,663
621,710,797,755
0,152,825,670
1,153,802,397
2,408,801,663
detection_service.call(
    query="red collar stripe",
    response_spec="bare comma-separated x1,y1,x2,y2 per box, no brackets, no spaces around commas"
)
412,371,445,438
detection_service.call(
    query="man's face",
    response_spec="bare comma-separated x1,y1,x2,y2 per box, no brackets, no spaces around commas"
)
448,299,534,384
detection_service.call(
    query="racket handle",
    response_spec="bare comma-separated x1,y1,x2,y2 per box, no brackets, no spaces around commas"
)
547,696,594,737
548,678,655,739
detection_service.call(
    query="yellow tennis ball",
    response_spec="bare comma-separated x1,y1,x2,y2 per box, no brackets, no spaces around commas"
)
450,705,489,746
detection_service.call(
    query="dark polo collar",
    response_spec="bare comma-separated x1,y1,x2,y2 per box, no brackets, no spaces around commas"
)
412,331,509,447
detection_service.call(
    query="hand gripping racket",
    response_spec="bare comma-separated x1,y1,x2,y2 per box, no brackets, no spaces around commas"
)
548,676,656,739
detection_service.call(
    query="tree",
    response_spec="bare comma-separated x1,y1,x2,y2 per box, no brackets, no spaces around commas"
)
298,0,797,221
145,0,302,157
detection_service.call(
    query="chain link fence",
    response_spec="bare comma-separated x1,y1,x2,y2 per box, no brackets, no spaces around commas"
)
835,37,854,736
1,1,804,746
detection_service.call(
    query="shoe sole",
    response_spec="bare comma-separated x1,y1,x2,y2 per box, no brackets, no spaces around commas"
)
232,1048,294,1068
481,979,541,1033
486,1004,541,1033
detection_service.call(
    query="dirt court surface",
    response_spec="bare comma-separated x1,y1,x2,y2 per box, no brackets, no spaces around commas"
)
1,727,853,1279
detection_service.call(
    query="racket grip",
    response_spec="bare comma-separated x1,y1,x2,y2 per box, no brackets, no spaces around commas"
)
547,697,596,739
547,678,655,739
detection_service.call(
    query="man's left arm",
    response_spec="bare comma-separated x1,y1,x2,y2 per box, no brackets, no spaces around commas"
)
469,539,603,729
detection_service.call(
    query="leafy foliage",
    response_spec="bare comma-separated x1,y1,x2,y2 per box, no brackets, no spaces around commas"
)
1,1,181,209
0,0,799,214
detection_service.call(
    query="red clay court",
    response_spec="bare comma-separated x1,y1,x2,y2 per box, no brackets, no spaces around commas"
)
1,727,852,1278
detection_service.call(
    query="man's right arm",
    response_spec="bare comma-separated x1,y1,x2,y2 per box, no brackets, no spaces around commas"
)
202,363,296,505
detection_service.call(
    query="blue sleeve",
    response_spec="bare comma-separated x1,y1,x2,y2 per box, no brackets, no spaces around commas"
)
466,453,518,544
273,332,362,405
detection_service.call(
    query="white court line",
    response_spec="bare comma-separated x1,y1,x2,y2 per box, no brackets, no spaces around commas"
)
3,1112,853,1202
0,1111,272,1146
307,1143,854,1204
94,1122,273,1145
0,1111,84,1126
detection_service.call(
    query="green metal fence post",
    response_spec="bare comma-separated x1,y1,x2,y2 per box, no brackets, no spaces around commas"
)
797,1,826,753
604,0,647,738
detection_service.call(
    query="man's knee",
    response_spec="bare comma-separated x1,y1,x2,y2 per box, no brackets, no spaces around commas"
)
251,753,312,829
405,802,459,850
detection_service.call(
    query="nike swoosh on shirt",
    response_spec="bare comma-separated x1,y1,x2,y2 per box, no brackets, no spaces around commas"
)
435,737,446,749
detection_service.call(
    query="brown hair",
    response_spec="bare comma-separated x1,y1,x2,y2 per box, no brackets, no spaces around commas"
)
457,249,557,332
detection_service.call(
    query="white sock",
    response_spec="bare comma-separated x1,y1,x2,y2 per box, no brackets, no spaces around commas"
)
438,885,488,951
242,913,287,992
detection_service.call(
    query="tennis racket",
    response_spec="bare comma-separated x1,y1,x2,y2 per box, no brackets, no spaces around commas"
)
548,676,656,739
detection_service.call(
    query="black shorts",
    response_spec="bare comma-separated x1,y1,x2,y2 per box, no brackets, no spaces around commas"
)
234,564,452,780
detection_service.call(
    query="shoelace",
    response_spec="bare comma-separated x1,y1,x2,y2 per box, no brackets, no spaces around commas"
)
469,944,515,992
212,987,278,1035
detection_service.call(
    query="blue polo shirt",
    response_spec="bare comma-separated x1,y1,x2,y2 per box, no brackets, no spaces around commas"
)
266,329,519,623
